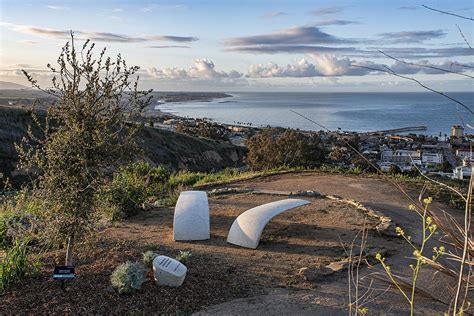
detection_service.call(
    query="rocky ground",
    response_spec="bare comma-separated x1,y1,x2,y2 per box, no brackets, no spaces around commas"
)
1,172,465,314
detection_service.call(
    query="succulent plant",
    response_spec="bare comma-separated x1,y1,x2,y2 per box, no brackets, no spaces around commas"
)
110,261,146,294
142,250,158,266
175,250,192,265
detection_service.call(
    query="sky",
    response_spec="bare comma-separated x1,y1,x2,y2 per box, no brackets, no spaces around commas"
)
0,0,473,92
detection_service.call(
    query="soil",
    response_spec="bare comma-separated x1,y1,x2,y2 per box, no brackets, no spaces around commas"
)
0,172,463,314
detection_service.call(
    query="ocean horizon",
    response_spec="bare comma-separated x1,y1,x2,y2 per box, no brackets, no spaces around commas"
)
156,91,474,136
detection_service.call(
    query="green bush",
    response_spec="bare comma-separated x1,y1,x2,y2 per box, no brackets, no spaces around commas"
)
97,162,170,220
0,239,40,294
246,128,325,170
168,171,207,188
110,261,146,294
0,190,43,250
176,251,192,264
142,250,158,266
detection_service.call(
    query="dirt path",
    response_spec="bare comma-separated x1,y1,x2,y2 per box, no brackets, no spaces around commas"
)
197,172,459,315
2,172,460,314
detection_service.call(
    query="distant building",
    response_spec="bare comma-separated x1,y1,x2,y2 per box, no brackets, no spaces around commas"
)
456,149,473,160
421,152,443,164
381,150,422,165
453,166,472,180
451,125,464,138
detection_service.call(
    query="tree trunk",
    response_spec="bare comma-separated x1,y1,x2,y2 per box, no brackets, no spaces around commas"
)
65,233,75,266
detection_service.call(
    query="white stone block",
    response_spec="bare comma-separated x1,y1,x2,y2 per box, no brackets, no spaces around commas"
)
227,199,310,249
173,191,210,241
153,255,187,287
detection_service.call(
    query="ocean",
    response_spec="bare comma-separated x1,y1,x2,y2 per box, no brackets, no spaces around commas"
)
155,92,474,136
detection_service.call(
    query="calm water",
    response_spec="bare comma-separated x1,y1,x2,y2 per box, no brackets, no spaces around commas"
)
156,92,474,135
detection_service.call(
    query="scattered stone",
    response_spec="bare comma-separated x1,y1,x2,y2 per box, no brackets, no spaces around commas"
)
325,260,349,272
298,266,334,282
376,220,398,237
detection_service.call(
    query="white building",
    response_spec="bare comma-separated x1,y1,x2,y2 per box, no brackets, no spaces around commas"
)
456,149,473,160
381,150,422,165
422,152,443,164
453,166,472,180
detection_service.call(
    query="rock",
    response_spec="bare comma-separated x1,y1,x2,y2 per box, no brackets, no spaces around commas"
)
298,266,334,282
376,220,398,237
325,260,349,272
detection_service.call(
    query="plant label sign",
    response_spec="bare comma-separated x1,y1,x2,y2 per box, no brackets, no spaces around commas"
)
53,266,75,280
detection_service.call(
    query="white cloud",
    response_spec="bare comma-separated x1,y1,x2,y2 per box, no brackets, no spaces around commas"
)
147,59,243,81
247,55,474,78
46,5,69,10
0,22,198,43
248,59,319,77
247,55,375,78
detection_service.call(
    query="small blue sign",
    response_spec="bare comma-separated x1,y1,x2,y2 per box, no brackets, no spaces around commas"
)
53,266,75,280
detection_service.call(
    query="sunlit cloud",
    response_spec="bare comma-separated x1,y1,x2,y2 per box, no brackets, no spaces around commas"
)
262,11,287,19
148,59,243,81
379,30,447,43
309,6,344,16
0,22,198,43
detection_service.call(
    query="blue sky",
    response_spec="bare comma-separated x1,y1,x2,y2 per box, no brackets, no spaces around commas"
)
0,0,473,91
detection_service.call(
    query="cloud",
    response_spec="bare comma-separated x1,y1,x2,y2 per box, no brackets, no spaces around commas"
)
224,26,353,47
379,30,446,43
262,11,287,19
398,6,419,10
310,6,344,16
389,60,474,75
46,5,68,10
247,55,375,78
16,40,39,45
248,59,319,77
147,59,243,81
146,45,191,49
146,35,198,42
225,44,359,55
377,47,474,59
140,4,186,12
0,22,198,43
112,8,123,12
247,55,474,78
312,19,360,26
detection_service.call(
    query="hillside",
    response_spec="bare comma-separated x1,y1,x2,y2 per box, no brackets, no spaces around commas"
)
0,81,28,90
0,105,246,186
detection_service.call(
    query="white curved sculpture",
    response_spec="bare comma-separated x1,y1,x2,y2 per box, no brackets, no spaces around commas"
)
227,199,310,249
173,191,210,241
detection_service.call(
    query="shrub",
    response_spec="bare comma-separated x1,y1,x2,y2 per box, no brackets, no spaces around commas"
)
110,261,146,294
142,251,158,266
168,171,207,188
143,242,160,252
97,162,170,220
0,190,43,250
16,35,152,266
246,128,325,170
0,239,40,294
176,251,192,264
0,211,39,250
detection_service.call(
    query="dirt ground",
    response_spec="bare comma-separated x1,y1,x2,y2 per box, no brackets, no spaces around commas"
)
1,172,462,314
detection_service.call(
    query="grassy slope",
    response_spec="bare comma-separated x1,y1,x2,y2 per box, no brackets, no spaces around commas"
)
0,105,246,185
